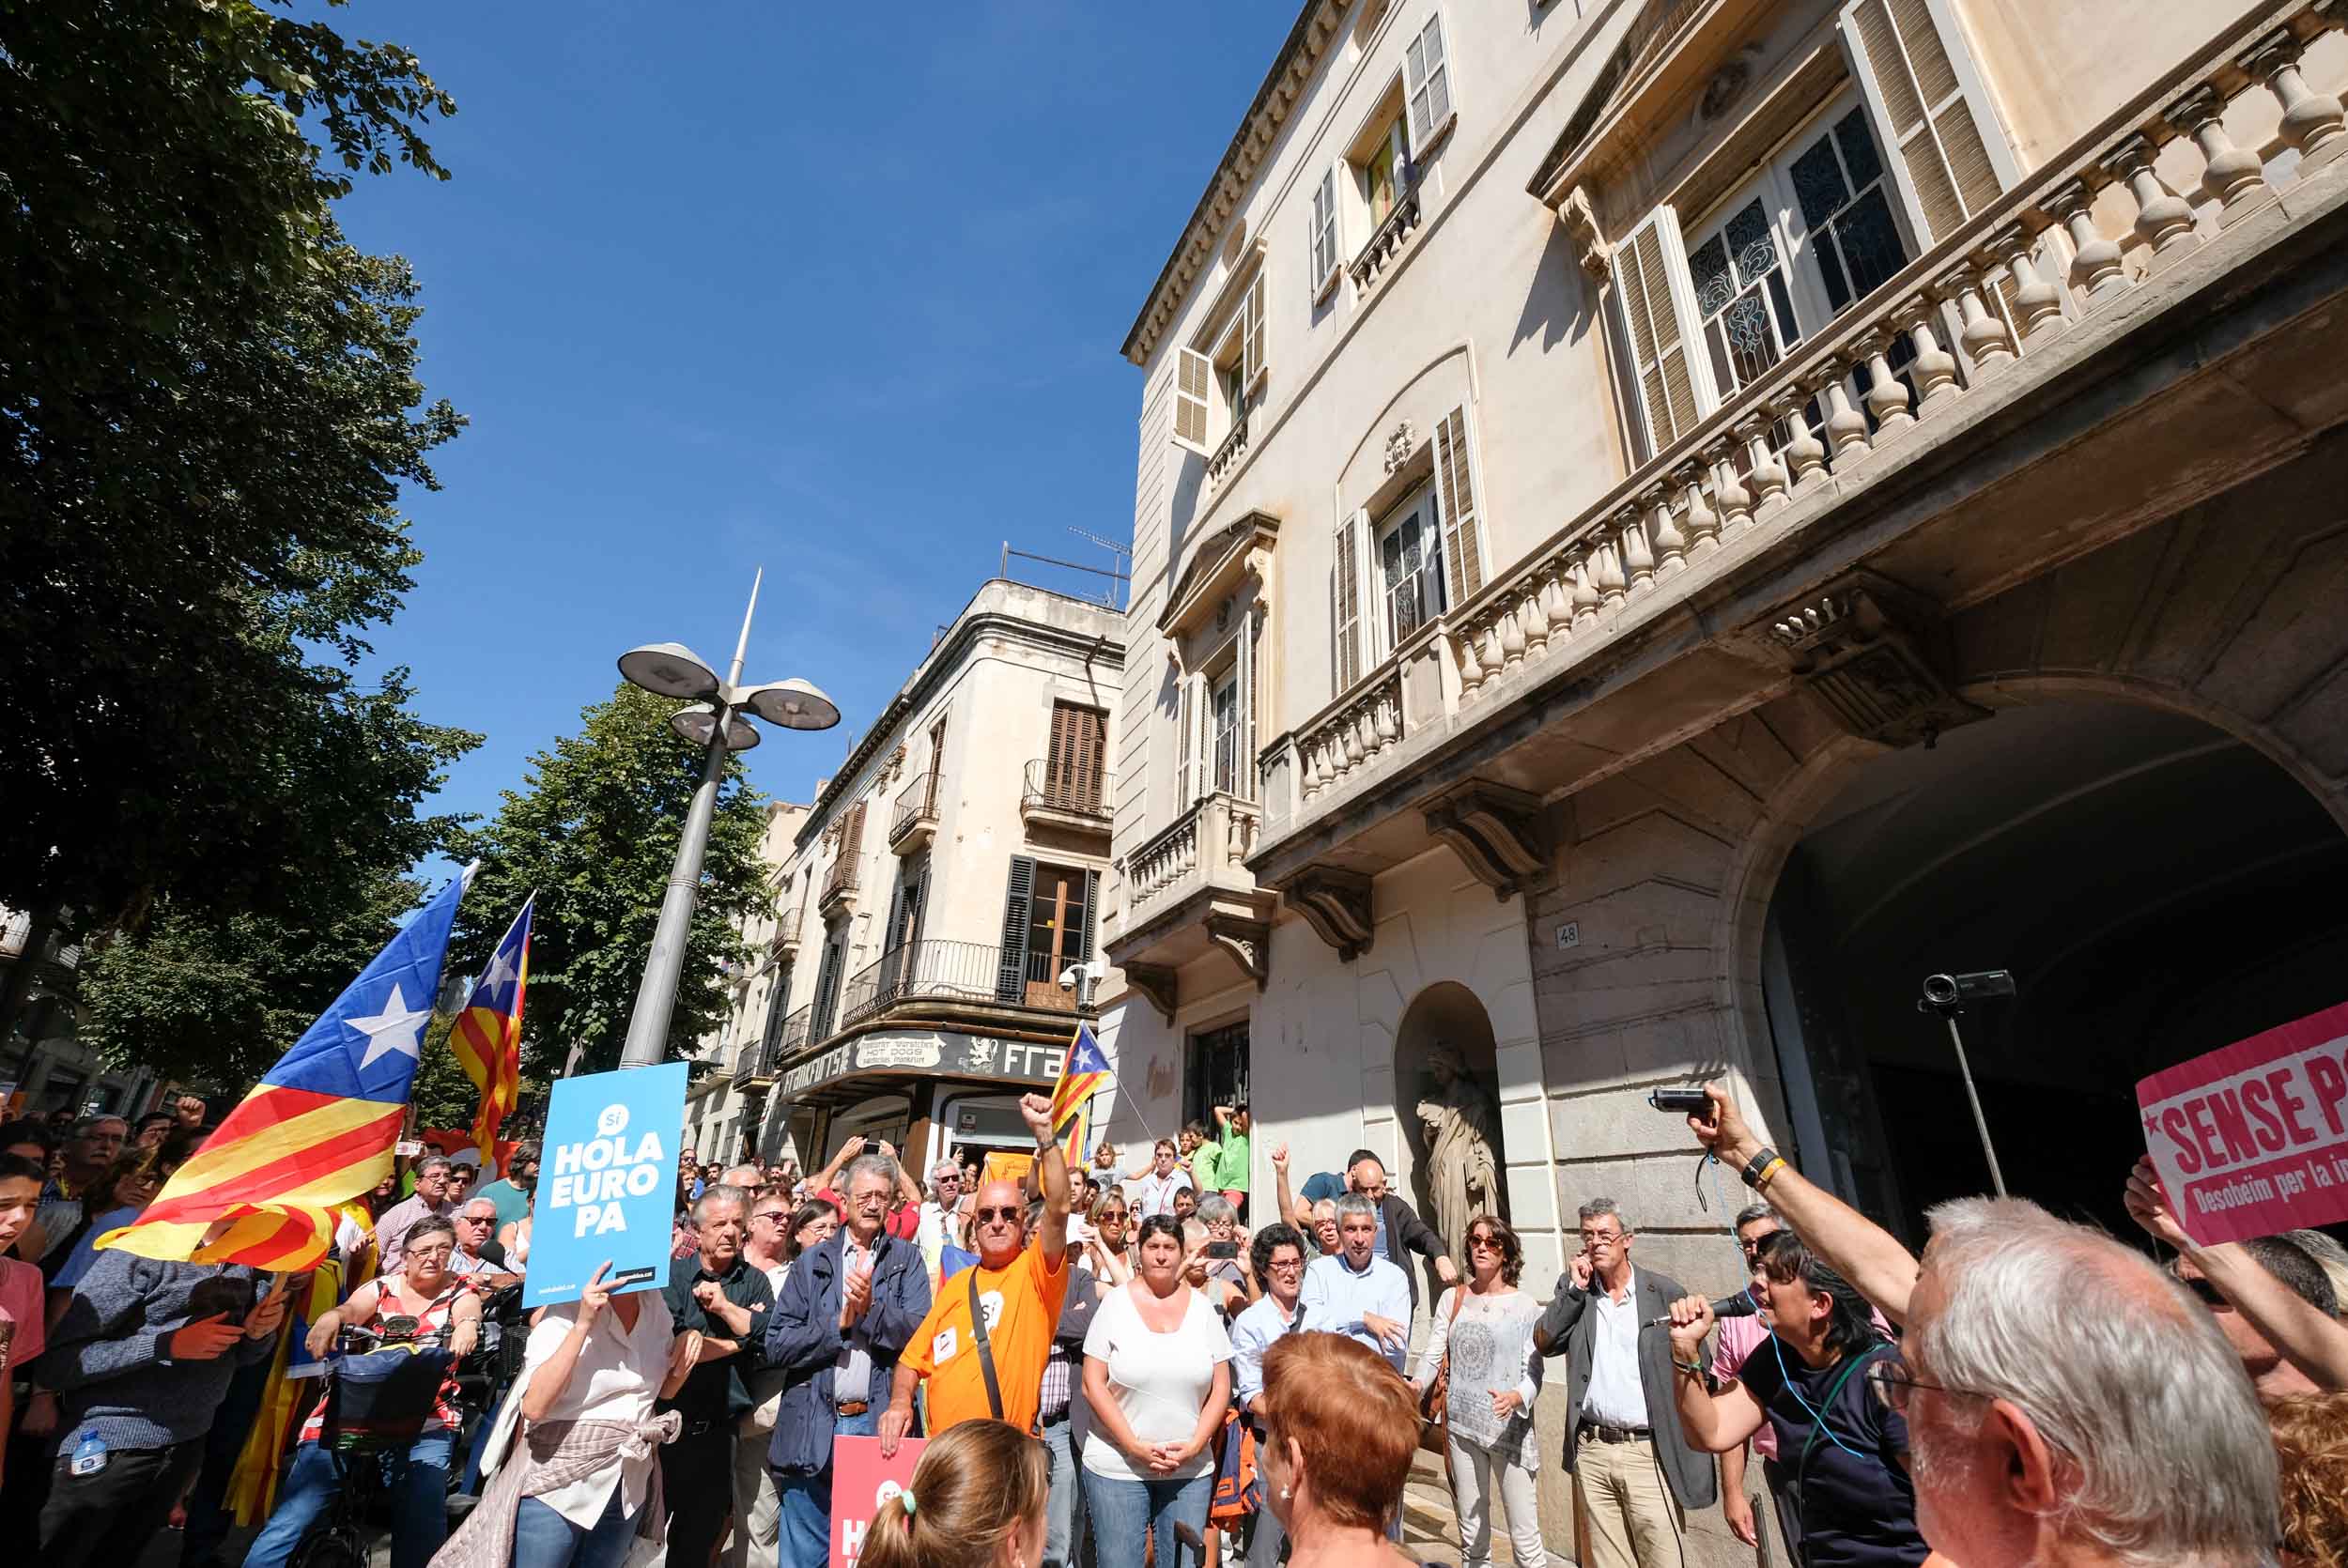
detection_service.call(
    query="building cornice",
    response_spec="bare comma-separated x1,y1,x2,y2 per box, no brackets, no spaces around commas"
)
793,583,1124,853
1120,0,1354,368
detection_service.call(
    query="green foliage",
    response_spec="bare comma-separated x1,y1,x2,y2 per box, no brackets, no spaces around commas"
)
0,1,471,950
82,866,433,1091
451,686,773,1081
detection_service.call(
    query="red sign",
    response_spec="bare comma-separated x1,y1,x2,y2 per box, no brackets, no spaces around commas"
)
2137,998,2348,1245
829,1434,927,1567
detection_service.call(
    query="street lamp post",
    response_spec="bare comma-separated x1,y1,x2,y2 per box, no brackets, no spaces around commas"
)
615,569,840,1070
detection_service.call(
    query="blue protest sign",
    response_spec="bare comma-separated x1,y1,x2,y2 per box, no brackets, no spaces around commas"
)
523,1061,687,1307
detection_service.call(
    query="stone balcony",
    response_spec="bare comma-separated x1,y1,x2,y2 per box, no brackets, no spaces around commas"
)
1104,791,1274,1019
888,772,939,855
1253,0,2348,943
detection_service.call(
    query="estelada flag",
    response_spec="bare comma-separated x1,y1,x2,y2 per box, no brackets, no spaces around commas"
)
98,874,467,1269
449,898,533,1170
1048,1021,1111,1166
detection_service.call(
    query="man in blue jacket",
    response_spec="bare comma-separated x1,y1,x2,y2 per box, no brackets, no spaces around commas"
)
764,1151,930,1568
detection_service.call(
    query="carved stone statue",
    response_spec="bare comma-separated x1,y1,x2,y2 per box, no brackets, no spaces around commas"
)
1416,1041,1504,1257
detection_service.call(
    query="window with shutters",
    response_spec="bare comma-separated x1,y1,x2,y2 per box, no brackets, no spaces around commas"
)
1404,10,1452,150
996,856,1097,1008
1178,265,1267,463
1613,96,1921,463
1842,0,2012,247
1329,510,1367,698
1209,669,1242,796
811,925,848,1043
1375,484,1445,651
1307,164,1341,303
1043,701,1107,816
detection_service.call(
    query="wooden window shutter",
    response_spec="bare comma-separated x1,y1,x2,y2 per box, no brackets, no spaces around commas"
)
1609,208,1705,459
883,877,904,952
996,855,1035,1002
1405,11,1451,149
1309,165,1339,293
1330,509,1367,695
909,856,930,945
1176,678,1195,807
1434,406,1485,605
1844,0,2011,244
1174,347,1213,452
1048,702,1104,807
1070,869,1099,963
1242,614,1261,803
1243,272,1267,395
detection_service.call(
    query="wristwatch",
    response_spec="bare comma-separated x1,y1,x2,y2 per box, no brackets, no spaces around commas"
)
1740,1146,1784,1191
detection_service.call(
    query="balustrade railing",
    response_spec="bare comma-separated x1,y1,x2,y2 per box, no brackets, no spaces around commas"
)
1352,178,1424,291
1297,665,1406,803
1207,407,1252,488
1117,792,1262,927
820,849,859,905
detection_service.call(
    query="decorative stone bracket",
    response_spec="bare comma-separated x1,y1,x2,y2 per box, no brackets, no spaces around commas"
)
1283,866,1375,961
1752,573,1987,748
1124,962,1179,1024
1423,780,1548,901
1204,913,1272,989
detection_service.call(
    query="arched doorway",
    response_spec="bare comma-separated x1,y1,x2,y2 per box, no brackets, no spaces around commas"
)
1755,696,2348,1244
1394,980,1508,1261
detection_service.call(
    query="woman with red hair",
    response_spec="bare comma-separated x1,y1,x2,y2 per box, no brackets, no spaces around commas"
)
1256,1331,1429,1566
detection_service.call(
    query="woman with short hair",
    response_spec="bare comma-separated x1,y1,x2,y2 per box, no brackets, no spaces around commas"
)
1416,1216,1545,1567
1257,1331,1425,1566
1080,1213,1232,1567
1667,1231,1923,1568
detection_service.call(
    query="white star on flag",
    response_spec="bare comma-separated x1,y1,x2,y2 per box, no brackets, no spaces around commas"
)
479,945,520,1004
346,983,431,1070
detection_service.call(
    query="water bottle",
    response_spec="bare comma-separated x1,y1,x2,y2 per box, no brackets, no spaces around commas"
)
70,1432,106,1477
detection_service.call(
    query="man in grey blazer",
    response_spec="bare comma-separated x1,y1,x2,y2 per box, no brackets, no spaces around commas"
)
1535,1198,1718,1568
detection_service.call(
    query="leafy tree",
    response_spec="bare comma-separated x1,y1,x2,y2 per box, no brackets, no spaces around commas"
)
0,1,469,1034
81,865,435,1092
451,686,773,1081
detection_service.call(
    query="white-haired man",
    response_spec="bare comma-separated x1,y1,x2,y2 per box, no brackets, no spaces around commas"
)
1688,1085,2276,1566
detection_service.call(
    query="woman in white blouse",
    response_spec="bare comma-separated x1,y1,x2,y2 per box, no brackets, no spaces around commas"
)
1080,1213,1233,1568
433,1261,695,1568
1417,1215,1547,1568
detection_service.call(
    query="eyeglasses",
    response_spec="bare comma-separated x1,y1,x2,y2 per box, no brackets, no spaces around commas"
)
1738,1235,1775,1257
459,1215,493,1225
1469,1234,1502,1252
752,1212,787,1226
974,1206,1022,1224
1862,1355,1971,1414
1267,1258,1305,1272
408,1245,455,1262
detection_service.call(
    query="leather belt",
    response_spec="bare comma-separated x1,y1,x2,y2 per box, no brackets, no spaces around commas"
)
835,1400,871,1417
1581,1422,1651,1444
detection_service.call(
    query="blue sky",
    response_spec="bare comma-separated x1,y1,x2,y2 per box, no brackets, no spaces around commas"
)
333,1,1294,837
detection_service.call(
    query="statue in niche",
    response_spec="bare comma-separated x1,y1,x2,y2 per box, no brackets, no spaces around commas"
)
1416,1041,1504,1257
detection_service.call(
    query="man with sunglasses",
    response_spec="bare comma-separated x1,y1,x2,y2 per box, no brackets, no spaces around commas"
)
914,1158,965,1282
880,1092,1072,1448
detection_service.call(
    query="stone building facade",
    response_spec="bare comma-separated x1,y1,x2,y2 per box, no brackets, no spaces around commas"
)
1099,0,2348,1556
687,579,1124,1176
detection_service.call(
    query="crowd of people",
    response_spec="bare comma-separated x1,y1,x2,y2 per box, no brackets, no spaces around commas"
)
7,1085,2348,1567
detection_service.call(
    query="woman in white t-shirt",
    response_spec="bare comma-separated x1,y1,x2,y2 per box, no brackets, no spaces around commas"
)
1080,1213,1233,1568
436,1261,693,1568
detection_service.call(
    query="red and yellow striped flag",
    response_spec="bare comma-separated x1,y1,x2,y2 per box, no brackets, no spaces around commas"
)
98,875,466,1270
449,899,533,1171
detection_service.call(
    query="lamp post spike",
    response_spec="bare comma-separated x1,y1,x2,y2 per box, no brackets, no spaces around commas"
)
727,566,763,691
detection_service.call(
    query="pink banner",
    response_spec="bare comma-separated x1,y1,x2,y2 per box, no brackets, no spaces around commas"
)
829,1434,927,1567
2137,998,2348,1245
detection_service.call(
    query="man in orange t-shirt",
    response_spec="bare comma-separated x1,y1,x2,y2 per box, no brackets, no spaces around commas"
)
880,1092,1071,1444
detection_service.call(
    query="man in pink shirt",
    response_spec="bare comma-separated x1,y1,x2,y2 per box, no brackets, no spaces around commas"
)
0,1150,50,1487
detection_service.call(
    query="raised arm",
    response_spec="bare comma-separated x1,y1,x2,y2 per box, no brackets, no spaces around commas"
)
1665,1297,1767,1453
2126,1156,2348,1391
1270,1142,1305,1231
811,1136,866,1195
1690,1084,1920,1326
1023,1094,1071,1269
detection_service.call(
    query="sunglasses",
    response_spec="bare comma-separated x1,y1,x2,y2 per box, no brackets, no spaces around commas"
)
752,1213,787,1225
974,1206,1023,1224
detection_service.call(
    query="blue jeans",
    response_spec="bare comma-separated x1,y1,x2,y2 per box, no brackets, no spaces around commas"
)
241,1430,455,1568
1080,1468,1213,1568
1041,1417,1086,1568
513,1485,636,1568
774,1403,879,1568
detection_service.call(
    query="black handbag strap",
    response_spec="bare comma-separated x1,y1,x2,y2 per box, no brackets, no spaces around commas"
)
967,1268,1006,1424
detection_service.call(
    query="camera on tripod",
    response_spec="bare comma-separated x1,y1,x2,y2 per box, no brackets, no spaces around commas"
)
1918,969,2016,1014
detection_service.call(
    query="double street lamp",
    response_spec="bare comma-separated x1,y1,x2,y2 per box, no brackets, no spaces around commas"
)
615,569,840,1070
